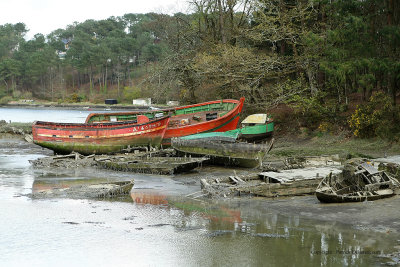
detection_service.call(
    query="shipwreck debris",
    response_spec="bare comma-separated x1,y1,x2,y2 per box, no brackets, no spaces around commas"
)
30,149,207,175
316,161,400,203
200,157,343,198
29,152,96,168
96,155,208,175
30,180,134,199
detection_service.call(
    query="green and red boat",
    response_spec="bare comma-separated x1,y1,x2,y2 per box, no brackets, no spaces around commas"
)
32,115,170,155
85,98,245,145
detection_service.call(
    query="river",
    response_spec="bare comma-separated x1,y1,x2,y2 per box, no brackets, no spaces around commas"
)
0,107,398,266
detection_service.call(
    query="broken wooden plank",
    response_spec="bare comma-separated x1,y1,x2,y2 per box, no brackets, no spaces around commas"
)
53,153,80,160
200,179,210,189
229,176,239,184
235,176,245,183
185,191,203,197
360,162,380,175
229,176,246,184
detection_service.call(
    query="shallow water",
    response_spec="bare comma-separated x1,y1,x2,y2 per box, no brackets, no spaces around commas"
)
0,107,92,123
0,107,129,123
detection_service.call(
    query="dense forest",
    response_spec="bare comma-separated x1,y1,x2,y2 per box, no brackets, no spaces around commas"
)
0,0,399,138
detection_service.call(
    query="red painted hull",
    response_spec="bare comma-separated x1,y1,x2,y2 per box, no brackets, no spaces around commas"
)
163,98,244,144
32,117,170,155
85,98,245,145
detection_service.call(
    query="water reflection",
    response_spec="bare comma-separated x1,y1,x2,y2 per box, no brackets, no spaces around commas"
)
131,191,168,205
129,188,393,266
131,190,242,223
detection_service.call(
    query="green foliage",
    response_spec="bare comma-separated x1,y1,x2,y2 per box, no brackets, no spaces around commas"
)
0,95,13,104
20,91,32,99
0,58,21,80
12,90,21,98
65,93,83,103
349,92,400,139
0,14,168,100
122,86,141,102
290,92,347,130
0,88,6,99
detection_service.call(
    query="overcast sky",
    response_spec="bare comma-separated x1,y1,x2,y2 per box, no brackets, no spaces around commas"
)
1,0,190,39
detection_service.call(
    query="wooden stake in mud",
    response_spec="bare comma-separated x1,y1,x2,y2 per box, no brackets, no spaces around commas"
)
260,138,274,168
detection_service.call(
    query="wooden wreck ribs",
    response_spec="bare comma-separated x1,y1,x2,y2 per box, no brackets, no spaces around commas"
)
316,162,400,203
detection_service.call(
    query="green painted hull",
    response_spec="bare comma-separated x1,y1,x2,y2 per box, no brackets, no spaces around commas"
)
179,122,274,143
240,123,274,142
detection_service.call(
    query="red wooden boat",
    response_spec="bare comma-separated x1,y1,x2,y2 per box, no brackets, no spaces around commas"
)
32,115,170,155
85,98,245,145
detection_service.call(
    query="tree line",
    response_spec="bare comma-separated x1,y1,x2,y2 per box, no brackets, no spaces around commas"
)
0,0,399,137
0,13,170,102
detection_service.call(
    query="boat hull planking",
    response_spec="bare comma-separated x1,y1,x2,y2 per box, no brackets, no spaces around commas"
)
32,117,170,155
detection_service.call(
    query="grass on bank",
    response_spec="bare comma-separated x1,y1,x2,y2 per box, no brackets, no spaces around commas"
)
271,132,400,159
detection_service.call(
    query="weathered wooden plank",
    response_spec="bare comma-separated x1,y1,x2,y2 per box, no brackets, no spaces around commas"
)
236,178,321,197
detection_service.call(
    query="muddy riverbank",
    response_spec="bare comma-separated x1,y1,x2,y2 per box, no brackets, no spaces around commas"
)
14,135,400,234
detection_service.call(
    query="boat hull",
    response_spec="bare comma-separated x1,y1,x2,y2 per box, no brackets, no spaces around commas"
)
171,138,270,168
32,117,170,155
240,123,274,143
315,161,399,203
85,98,245,146
316,190,394,203
163,98,244,145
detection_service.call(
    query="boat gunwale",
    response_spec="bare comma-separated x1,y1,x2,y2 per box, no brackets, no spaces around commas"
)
84,98,244,125
315,190,394,203
33,116,170,130
164,97,244,135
